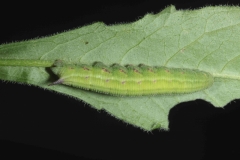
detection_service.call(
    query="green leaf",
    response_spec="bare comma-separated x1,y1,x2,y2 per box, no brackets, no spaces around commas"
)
1,5,240,131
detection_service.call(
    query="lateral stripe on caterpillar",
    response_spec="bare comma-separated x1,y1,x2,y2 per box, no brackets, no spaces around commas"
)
50,60,214,96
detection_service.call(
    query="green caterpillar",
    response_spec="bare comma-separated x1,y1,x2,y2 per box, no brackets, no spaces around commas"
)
50,60,214,96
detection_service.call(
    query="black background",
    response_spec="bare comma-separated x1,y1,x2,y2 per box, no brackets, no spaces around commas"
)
1,0,240,159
